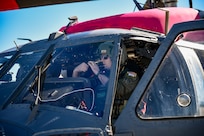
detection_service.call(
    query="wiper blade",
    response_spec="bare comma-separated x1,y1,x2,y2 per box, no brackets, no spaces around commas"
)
26,44,54,124
35,66,42,105
0,51,20,79
30,63,51,105
0,61,7,70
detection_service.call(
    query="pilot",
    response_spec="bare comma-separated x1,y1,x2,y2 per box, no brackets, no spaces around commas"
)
72,42,139,117
72,42,113,86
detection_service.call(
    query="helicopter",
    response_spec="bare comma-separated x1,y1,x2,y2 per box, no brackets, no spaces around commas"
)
0,0,204,136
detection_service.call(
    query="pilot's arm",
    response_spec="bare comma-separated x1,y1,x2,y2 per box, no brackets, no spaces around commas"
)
72,61,109,85
72,62,89,77
88,61,109,85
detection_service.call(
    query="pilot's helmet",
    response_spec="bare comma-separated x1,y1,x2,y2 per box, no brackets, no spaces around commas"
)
98,41,114,58
98,41,127,65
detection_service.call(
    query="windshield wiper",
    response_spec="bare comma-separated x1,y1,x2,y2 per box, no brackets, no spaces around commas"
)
30,62,51,106
26,44,54,124
0,52,20,79
0,61,7,70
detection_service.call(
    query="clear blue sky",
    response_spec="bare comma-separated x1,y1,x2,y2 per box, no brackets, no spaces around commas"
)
0,0,203,52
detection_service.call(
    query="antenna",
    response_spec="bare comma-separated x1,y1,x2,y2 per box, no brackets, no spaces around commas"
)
13,40,19,51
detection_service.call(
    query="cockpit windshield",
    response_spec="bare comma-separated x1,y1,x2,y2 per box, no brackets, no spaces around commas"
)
22,41,115,117
0,51,44,105
0,51,44,84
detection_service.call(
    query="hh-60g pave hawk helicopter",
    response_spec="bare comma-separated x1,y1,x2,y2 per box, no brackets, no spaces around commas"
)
0,0,204,136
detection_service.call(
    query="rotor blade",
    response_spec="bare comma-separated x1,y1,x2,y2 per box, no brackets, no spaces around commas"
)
0,0,92,11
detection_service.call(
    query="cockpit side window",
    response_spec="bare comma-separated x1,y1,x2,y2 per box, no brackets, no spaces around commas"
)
112,38,160,120
137,30,204,119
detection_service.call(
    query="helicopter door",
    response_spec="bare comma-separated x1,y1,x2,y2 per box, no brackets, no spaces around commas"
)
114,20,204,136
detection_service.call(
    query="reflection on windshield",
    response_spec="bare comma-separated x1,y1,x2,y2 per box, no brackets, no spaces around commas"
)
178,41,204,116
0,51,44,92
182,30,204,44
23,41,115,117
137,38,204,119
0,50,45,106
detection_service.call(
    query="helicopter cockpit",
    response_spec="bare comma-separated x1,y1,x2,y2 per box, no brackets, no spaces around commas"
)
20,41,116,117
0,28,163,119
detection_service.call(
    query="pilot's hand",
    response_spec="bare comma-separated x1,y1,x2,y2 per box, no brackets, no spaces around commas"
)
72,62,89,77
88,61,100,75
